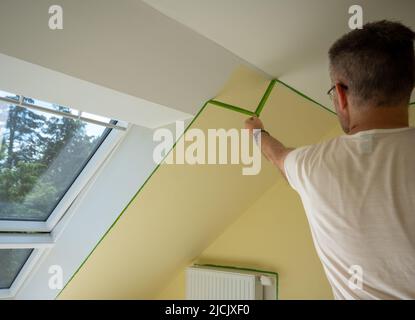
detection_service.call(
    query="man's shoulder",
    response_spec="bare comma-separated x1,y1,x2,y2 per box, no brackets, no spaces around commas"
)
289,135,346,171
308,135,345,154
294,136,339,154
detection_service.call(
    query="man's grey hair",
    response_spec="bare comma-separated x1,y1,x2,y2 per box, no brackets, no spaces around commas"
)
329,20,415,108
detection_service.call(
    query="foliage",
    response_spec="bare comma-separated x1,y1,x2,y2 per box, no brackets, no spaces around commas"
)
0,104,106,221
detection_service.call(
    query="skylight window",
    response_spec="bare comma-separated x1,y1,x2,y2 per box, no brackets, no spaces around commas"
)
0,90,127,297
0,102,111,221
0,249,33,289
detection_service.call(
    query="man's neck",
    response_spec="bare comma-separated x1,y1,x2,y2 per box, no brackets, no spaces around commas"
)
347,106,409,135
348,122,409,135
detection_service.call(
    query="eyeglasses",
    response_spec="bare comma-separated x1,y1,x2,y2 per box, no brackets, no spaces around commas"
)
327,84,348,100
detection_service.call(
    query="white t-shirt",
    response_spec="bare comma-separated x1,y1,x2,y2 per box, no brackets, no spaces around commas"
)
284,127,415,300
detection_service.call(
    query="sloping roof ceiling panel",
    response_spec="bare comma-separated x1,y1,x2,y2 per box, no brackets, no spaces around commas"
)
59,66,340,299
143,0,415,107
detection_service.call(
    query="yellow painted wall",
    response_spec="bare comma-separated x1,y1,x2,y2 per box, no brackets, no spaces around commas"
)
155,70,342,300
59,69,342,299
59,66,283,299
155,95,415,301
156,179,334,299
59,65,369,300
155,141,340,300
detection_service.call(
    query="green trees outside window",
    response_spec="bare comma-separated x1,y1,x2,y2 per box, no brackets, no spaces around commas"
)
0,102,111,221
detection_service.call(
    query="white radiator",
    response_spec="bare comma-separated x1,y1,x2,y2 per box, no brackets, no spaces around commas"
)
186,266,277,300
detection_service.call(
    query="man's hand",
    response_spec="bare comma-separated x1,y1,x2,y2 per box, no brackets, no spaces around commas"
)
244,116,293,180
245,116,264,134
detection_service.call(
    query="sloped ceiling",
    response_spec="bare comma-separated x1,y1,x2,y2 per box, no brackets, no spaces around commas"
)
59,66,340,299
1,0,412,123
143,0,415,108
0,0,267,125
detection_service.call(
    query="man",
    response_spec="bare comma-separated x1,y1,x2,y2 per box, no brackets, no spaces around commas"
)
245,20,415,299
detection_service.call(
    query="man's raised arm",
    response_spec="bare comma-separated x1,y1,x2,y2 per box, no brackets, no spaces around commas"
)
245,116,294,179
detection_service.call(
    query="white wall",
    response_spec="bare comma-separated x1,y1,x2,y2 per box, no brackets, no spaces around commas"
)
14,121,184,299
0,53,191,128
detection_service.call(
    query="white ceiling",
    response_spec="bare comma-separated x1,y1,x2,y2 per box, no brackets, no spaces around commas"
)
0,0,413,125
0,0,267,126
143,0,415,109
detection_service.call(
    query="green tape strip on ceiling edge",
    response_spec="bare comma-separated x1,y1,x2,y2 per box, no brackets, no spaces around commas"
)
210,78,415,116
255,79,277,116
194,263,279,300
209,78,276,117
275,79,414,111
209,99,256,116
275,79,336,115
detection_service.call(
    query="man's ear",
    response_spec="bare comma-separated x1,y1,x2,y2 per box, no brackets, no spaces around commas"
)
335,84,348,112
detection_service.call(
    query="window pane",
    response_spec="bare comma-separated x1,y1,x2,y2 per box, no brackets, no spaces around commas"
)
0,249,33,289
0,101,111,221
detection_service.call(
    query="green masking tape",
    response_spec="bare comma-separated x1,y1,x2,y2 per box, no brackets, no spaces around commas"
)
255,79,277,116
209,99,256,116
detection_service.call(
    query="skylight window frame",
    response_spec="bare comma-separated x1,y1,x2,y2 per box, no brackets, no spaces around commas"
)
0,91,129,298
0,248,45,299
0,234,55,298
0,125,117,232
0,94,127,131
0,96,128,232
